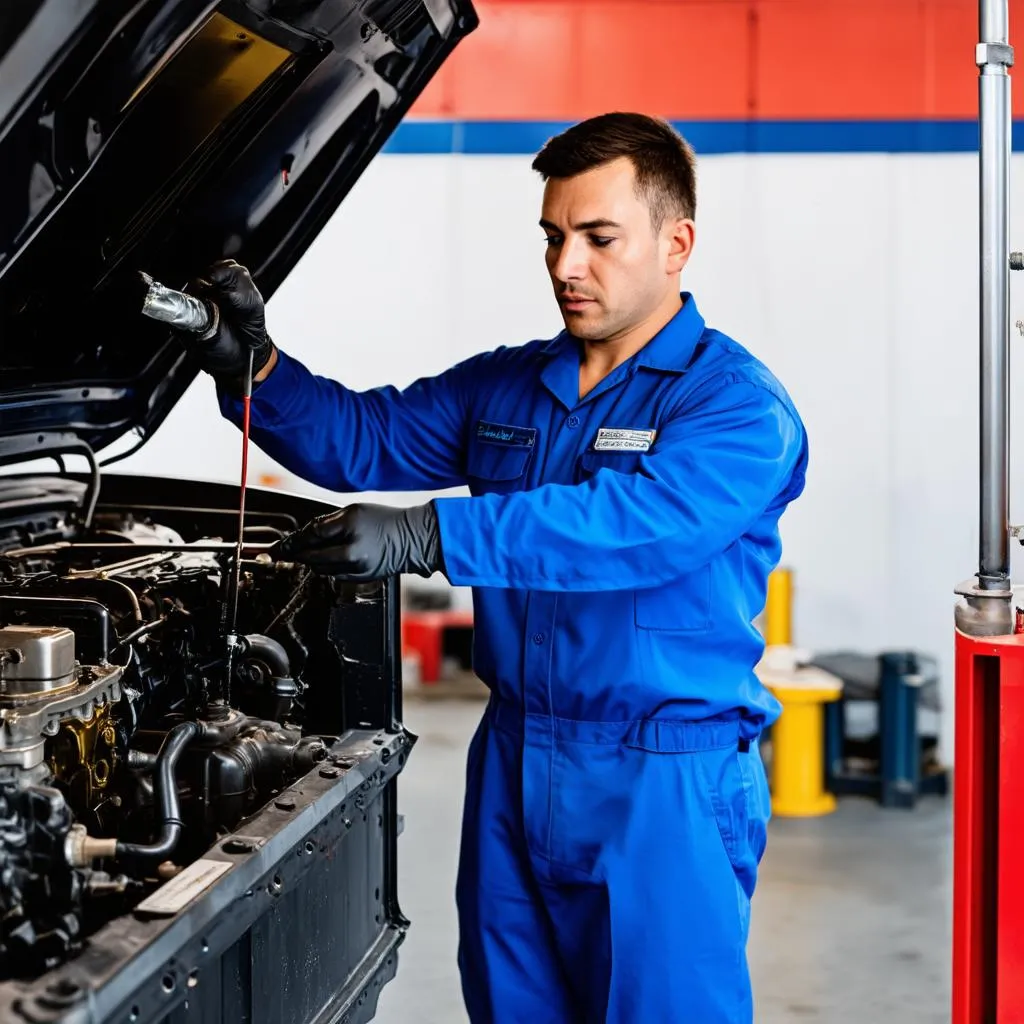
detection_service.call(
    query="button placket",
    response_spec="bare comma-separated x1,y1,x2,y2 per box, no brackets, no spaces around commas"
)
522,594,556,718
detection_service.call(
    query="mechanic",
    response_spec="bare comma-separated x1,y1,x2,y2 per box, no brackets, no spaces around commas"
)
181,112,808,1023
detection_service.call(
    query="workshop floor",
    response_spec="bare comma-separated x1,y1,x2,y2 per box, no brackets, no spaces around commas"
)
374,697,952,1024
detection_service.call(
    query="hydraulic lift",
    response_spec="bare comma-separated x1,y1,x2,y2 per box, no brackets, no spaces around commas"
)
954,2,1024,1019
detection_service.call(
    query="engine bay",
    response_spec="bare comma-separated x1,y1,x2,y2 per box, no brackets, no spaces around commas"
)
0,471,407,1001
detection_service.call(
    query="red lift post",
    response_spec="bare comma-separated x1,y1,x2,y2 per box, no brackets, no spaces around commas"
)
953,2,1022,1019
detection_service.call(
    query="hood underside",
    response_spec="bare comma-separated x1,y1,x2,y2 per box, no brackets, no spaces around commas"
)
0,0,476,458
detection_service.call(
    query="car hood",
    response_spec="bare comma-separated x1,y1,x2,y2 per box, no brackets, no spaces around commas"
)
0,0,476,459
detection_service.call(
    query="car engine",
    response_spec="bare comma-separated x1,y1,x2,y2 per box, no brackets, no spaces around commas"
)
0,479,370,981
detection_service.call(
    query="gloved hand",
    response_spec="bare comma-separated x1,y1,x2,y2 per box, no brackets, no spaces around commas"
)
183,260,275,392
270,503,444,581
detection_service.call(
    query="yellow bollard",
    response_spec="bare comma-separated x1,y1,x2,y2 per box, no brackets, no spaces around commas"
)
762,674,842,817
757,567,844,817
765,568,792,646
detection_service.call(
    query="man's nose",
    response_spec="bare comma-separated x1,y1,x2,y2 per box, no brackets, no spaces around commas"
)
551,236,587,282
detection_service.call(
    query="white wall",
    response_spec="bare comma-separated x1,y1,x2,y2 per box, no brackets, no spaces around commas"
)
108,151,1024,760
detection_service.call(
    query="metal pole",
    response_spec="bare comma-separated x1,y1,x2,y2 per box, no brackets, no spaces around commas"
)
956,0,1014,635
978,0,1011,587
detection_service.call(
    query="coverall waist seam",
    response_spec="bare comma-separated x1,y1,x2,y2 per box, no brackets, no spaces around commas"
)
486,699,749,751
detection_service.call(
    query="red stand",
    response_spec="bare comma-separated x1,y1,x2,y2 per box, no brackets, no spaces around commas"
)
402,610,474,684
953,628,1024,1021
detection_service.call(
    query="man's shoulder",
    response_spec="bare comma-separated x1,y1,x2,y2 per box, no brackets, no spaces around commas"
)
456,332,566,373
690,327,802,424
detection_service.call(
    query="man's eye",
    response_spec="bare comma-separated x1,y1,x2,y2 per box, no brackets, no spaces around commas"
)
591,236,614,248
544,236,562,247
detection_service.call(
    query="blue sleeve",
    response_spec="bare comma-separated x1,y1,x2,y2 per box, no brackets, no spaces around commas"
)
433,379,807,591
218,348,477,492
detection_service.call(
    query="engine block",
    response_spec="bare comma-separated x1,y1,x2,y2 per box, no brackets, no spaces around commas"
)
0,475,412,1024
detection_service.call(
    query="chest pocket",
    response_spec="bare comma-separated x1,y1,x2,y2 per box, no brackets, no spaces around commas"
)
577,450,712,632
465,436,534,495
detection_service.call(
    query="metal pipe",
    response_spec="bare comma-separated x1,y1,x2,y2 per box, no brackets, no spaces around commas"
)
978,0,1013,586
982,0,1008,41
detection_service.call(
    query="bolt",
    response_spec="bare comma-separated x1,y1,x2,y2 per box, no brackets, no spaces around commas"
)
275,798,296,811
319,766,341,779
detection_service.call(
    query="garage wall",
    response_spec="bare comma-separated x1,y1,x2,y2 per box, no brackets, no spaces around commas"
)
110,0,1024,760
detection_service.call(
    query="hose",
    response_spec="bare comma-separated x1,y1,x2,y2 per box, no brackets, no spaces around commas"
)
115,721,198,862
237,634,300,720
241,634,291,678
126,749,158,770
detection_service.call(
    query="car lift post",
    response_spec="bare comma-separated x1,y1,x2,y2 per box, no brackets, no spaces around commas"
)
953,1,1022,1019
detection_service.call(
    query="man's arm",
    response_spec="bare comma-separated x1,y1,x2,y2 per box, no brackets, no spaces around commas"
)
433,378,806,591
183,260,475,493
218,347,476,493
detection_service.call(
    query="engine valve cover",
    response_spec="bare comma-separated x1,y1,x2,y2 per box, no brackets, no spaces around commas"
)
0,626,76,695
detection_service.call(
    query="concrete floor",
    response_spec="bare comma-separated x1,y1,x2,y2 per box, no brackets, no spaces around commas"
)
375,697,952,1024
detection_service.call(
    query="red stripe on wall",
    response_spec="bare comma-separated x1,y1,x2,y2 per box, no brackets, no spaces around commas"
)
412,0,1024,121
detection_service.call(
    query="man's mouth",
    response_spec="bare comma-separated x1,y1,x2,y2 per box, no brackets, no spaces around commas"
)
559,295,596,312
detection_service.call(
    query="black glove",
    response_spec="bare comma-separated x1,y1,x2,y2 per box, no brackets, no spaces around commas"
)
184,260,274,392
270,503,444,581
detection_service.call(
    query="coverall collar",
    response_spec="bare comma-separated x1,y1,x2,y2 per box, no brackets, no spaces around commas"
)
539,292,705,410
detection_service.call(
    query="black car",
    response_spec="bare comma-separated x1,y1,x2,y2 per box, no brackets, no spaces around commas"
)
0,3,476,1021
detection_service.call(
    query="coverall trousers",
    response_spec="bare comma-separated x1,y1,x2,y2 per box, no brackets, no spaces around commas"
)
456,697,771,1024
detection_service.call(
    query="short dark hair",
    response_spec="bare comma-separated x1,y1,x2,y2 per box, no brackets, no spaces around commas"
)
531,112,697,228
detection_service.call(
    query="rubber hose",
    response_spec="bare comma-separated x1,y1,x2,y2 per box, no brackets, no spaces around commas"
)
116,721,199,862
241,634,291,679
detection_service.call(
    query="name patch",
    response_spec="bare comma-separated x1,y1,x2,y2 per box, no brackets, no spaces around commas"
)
477,421,537,447
593,427,656,452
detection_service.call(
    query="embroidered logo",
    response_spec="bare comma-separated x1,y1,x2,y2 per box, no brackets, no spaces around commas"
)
593,427,656,452
476,421,537,447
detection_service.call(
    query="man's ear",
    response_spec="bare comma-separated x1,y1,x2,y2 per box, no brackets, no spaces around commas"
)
666,218,695,274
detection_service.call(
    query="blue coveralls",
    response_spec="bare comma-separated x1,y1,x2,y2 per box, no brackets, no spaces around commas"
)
221,294,809,1023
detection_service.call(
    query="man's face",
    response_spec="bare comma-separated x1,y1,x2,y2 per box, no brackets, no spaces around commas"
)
539,156,693,342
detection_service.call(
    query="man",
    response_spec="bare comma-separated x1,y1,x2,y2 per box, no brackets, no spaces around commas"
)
183,112,808,1023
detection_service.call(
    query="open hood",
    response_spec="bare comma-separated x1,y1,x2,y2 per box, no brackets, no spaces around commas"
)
0,0,476,459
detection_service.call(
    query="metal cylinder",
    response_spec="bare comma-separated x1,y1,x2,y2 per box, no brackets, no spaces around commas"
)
982,0,1008,40
978,0,1012,586
138,272,218,338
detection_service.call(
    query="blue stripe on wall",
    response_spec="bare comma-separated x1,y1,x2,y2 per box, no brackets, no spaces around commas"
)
383,119,1019,155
